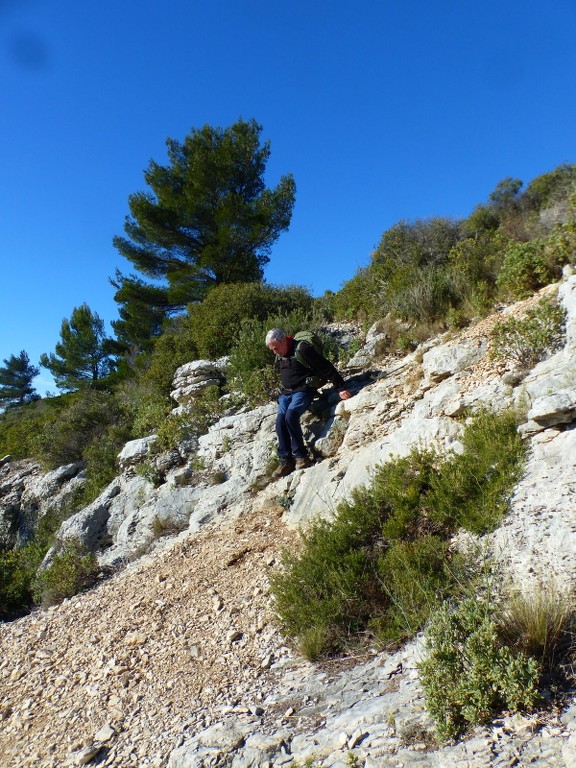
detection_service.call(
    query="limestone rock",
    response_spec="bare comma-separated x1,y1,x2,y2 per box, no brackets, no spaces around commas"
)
117,435,157,471
171,359,226,405
422,337,487,381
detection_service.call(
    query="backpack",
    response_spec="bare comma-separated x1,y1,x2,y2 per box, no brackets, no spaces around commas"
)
293,331,328,390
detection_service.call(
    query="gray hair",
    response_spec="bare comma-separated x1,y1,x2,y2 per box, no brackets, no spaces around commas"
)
265,328,286,346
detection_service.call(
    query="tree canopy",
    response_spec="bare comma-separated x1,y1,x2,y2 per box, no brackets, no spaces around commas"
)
112,118,296,351
40,304,115,391
0,351,39,410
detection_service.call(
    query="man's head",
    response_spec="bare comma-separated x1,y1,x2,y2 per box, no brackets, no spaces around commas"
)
266,328,290,356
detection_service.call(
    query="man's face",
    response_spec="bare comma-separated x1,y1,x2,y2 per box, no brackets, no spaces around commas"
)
267,337,290,356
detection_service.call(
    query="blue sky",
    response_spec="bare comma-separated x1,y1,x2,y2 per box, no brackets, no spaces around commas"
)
1,0,576,394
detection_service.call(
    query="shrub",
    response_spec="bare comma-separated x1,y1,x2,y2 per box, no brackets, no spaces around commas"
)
185,282,314,359
374,536,468,642
32,539,99,608
271,409,526,657
80,423,132,504
0,542,44,618
388,265,461,325
490,295,567,371
418,597,540,742
270,512,383,658
448,231,510,294
270,449,448,656
331,265,379,325
497,241,560,299
427,408,527,534
31,389,122,470
0,399,55,460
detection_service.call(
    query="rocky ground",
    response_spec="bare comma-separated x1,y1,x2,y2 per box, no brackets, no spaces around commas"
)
0,506,298,767
1,496,575,768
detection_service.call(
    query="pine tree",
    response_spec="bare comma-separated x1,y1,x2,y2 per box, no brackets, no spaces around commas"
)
39,304,115,391
0,351,39,409
112,118,295,351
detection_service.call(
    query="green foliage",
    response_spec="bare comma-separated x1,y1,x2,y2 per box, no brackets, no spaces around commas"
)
32,539,99,608
185,282,313,359
497,241,562,299
333,218,464,329
372,218,464,272
418,597,540,742
427,409,527,534
448,232,510,291
0,350,39,410
330,265,378,325
270,450,445,657
112,118,296,350
330,164,575,333
270,513,382,659
271,410,525,657
375,536,466,642
521,164,576,213
80,423,132,504
387,265,461,324
0,542,44,618
0,399,53,460
40,304,116,391
32,389,126,470
110,272,175,354
490,295,567,370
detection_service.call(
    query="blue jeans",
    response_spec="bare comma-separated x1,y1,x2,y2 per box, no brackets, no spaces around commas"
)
276,391,314,461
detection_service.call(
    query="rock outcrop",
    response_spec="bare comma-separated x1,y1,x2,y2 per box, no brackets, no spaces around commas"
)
1,270,576,767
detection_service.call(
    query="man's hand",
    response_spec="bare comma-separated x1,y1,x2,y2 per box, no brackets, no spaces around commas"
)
339,389,353,400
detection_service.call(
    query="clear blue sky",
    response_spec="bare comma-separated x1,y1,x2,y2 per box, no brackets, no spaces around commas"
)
2,0,576,394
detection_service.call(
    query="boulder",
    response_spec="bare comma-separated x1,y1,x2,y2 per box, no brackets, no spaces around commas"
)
117,435,157,471
171,359,226,405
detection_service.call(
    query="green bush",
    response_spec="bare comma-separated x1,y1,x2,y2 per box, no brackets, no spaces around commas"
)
388,265,461,325
0,398,59,461
374,536,468,642
0,542,44,618
490,295,567,371
271,410,526,657
418,597,540,742
427,409,527,534
270,516,382,659
185,282,314,359
270,449,448,657
331,265,380,325
447,232,511,318
32,538,99,608
80,423,132,504
497,241,561,300
30,389,121,469
155,384,224,450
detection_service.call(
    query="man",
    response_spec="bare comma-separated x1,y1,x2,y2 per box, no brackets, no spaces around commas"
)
265,328,352,477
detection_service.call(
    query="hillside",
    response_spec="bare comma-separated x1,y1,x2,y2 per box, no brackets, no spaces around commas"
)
1,269,576,767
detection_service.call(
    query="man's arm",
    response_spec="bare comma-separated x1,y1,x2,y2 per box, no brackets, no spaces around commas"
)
297,342,351,399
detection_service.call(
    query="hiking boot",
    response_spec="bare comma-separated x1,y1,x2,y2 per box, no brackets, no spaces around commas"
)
295,456,312,470
271,460,295,478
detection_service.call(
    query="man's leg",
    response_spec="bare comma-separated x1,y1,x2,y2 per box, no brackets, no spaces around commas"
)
284,391,313,459
275,394,295,462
